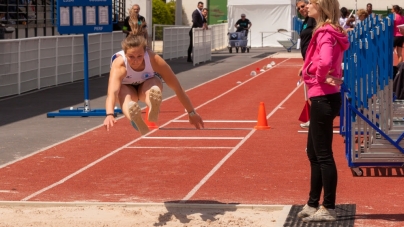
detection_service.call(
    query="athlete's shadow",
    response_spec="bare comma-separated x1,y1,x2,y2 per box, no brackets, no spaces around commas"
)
355,213,404,222
153,200,239,226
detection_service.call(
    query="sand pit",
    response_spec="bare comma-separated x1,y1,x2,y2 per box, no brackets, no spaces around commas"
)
0,202,289,227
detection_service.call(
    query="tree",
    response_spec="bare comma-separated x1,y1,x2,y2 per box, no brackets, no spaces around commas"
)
166,0,176,25
152,0,174,25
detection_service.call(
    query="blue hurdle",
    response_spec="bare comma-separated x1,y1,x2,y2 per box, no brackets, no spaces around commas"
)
341,14,404,175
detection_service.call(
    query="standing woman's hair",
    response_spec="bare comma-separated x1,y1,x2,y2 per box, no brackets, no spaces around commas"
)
296,0,309,5
392,5,403,15
128,5,148,39
311,0,344,33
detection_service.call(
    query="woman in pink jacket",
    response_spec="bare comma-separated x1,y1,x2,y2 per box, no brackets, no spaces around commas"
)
392,5,404,63
297,0,349,222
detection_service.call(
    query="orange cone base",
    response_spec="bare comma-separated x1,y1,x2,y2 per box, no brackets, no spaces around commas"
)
255,102,270,130
145,107,159,129
254,125,271,130
147,124,158,129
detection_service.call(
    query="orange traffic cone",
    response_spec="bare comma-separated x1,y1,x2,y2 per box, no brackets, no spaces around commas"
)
254,102,270,130
144,106,158,129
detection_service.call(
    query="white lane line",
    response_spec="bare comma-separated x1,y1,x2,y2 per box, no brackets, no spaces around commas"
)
181,81,301,202
126,147,234,149
21,138,144,201
21,58,290,201
0,123,116,170
0,57,276,170
0,190,18,193
159,127,253,130
189,59,290,114
172,120,256,123
141,137,244,140
180,130,256,203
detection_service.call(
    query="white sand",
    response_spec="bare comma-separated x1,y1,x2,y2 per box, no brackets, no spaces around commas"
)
0,203,289,227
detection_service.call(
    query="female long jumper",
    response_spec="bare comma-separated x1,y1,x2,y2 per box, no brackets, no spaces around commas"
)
103,33,204,134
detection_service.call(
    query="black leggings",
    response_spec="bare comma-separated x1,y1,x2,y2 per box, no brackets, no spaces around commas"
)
306,93,341,209
394,36,404,48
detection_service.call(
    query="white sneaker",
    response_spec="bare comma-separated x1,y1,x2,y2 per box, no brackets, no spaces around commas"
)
128,101,150,135
147,86,162,123
297,204,317,218
300,121,310,128
302,205,337,222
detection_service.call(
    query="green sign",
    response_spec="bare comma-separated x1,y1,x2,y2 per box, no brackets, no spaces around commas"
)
207,0,227,25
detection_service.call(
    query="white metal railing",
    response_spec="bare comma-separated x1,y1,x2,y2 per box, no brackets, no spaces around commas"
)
210,23,228,51
162,27,190,60
152,24,186,54
0,31,125,98
192,28,211,66
161,23,228,61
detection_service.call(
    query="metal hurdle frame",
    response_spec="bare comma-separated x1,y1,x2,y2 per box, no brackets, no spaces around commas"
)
341,14,404,176
293,16,303,35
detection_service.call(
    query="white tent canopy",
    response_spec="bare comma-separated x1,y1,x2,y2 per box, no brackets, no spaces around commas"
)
227,0,296,47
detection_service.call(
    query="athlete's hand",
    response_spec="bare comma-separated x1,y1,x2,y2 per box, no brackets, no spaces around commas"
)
189,113,204,130
104,115,117,131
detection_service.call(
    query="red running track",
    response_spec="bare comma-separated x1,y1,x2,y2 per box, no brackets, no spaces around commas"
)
0,57,404,227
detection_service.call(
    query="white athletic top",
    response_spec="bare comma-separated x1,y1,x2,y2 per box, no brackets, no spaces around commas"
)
111,50,156,85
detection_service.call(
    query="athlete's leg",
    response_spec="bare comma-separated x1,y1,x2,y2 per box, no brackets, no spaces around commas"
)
118,84,149,135
138,77,163,122
397,46,403,63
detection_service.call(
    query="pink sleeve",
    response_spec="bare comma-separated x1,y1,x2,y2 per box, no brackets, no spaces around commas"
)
315,32,335,83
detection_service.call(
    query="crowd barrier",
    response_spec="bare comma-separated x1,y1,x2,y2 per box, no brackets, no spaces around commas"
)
293,16,303,35
162,23,228,62
210,23,228,51
341,14,404,175
192,27,212,66
0,31,125,98
162,27,190,60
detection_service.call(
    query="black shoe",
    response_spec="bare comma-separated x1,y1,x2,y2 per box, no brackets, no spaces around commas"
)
187,58,192,63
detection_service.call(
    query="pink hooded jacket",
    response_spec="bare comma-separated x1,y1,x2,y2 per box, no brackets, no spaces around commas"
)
302,24,350,98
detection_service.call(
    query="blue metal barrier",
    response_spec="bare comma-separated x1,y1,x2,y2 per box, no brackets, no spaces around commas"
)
293,16,303,34
341,14,404,171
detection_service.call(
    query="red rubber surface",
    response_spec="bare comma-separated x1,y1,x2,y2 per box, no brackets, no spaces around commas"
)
1,57,403,226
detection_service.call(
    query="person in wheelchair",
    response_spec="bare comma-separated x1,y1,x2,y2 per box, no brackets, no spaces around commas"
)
234,13,251,38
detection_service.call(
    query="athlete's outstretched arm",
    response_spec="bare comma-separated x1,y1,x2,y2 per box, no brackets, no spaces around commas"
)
150,51,204,129
104,56,127,131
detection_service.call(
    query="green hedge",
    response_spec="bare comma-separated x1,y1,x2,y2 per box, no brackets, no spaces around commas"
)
152,0,174,26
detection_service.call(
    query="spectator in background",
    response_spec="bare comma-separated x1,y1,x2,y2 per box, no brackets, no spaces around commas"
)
366,3,373,16
202,8,208,30
234,13,252,36
339,7,349,29
392,5,404,63
296,0,316,129
356,9,369,22
187,1,206,63
0,12,5,22
345,9,369,32
339,7,351,30
123,4,146,38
